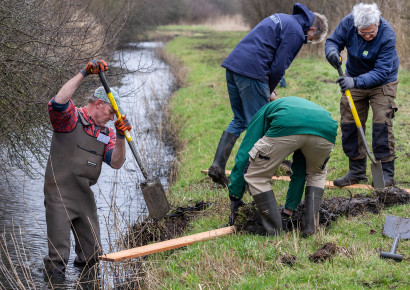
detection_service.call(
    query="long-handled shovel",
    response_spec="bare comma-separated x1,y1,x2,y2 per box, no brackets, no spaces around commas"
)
98,71,170,219
335,63,385,188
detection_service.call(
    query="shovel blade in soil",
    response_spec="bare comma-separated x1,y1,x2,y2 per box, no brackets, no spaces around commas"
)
141,177,170,220
371,160,385,189
382,215,410,239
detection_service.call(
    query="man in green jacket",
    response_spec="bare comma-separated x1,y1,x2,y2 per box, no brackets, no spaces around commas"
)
228,97,338,237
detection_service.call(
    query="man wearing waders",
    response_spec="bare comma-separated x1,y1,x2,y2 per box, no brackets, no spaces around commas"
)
325,3,399,187
228,97,337,237
43,60,131,279
208,3,329,187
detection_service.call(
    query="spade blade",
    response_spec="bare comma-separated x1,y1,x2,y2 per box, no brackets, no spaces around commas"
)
382,215,410,239
371,160,385,189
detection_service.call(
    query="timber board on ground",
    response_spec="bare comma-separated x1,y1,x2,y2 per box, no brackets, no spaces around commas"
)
200,170,410,193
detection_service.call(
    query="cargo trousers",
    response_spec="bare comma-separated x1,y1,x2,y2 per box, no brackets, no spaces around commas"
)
340,80,398,162
244,135,334,210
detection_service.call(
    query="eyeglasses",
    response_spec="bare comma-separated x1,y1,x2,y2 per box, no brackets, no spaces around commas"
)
358,31,377,36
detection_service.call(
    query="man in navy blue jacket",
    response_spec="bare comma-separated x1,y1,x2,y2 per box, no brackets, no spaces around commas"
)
208,3,328,186
325,3,399,187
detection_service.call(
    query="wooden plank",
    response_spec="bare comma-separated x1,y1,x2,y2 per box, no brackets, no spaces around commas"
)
99,226,235,262
201,170,410,193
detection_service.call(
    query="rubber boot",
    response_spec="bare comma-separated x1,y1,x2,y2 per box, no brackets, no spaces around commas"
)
333,158,368,187
382,160,395,187
208,131,238,186
302,186,324,237
253,190,283,236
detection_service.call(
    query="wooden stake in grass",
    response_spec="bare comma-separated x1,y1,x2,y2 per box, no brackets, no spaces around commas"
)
99,226,235,262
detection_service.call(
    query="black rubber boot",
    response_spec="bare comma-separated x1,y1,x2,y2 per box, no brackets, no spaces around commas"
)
302,186,324,237
253,190,283,236
333,158,368,187
208,131,238,187
382,160,395,187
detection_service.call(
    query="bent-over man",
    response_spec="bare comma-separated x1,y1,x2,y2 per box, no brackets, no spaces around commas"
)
228,97,337,237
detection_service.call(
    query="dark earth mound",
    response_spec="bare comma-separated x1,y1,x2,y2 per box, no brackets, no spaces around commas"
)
308,242,338,263
280,254,297,266
234,187,409,235
127,187,408,246
127,201,211,247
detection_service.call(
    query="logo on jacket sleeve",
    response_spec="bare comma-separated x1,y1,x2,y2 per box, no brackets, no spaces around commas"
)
270,14,282,29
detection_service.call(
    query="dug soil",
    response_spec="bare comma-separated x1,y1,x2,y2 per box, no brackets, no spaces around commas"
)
127,187,408,247
235,187,409,235
127,201,211,247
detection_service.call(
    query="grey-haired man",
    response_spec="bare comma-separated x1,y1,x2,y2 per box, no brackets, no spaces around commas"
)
325,3,399,187
43,60,131,279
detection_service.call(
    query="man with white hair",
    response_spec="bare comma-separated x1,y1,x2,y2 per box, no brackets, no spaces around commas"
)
325,3,399,187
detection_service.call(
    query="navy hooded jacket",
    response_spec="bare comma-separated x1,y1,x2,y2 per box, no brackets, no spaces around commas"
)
325,14,399,89
221,3,314,93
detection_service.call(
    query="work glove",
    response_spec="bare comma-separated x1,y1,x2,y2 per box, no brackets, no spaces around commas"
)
228,195,245,226
81,59,108,77
114,115,132,139
281,210,292,232
336,76,355,92
326,50,342,69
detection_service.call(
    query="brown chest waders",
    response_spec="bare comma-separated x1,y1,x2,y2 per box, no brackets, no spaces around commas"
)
43,113,107,274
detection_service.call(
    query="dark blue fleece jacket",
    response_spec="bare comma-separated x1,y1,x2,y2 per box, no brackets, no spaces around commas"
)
221,3,314,93
325,14,399,89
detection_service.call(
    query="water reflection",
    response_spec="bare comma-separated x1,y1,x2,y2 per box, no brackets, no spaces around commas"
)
0,42,175,288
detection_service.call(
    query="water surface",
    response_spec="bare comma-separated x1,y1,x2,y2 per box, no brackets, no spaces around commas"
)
0,42,175,288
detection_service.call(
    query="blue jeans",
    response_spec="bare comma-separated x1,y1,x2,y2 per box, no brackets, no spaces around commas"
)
280,77,287,88
225,70,270,137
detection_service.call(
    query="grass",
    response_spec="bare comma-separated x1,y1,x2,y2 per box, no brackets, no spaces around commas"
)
143,25,410,288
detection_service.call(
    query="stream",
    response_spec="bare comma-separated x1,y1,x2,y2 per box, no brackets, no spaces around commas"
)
0,42,175,288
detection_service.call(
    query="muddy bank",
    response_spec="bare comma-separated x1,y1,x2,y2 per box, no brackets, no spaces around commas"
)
127,202,211,247
127,187,408,247
235,187,409,235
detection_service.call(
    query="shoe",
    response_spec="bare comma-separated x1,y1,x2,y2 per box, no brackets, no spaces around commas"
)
334,158,368,187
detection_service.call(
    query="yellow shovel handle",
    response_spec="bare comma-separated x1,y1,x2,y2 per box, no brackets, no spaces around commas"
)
99,71,133,142
337,65,362,129
344,89,362,129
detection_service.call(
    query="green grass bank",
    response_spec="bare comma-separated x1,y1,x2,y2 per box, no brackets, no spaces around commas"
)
142,25,409,289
